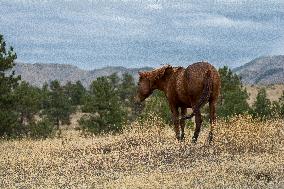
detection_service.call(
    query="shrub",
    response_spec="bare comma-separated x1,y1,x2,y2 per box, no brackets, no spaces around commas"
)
79,114,124,135
140,91,172,124
29,119,55,139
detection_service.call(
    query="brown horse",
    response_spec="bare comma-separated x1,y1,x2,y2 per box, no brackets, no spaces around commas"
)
135,62,221,143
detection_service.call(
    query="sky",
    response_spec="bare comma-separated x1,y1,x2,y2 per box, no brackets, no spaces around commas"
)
0,0,283,70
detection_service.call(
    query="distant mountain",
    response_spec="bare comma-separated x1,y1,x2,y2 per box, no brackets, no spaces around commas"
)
10,55,284,87
234,55,284,85
10,63,152,87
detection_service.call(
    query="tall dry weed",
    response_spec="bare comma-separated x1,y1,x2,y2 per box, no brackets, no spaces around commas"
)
214,115,284,153
0,114,283,188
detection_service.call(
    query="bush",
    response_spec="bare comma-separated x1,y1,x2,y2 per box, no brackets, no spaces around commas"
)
29,119,55,139
79,114,124,135
140,91,172,124
0,111,22,138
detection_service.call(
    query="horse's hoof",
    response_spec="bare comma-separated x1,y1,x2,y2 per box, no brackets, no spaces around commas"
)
208,132,213,144
176,134,185,142
191,137,197,144
180,133,185,142
176,135,181,141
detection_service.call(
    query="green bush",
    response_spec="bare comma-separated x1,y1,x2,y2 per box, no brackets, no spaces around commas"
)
79,115,124,135
29,119,55,139
140,91,172,124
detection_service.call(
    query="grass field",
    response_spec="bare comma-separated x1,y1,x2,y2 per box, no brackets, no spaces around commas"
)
0,115,283,188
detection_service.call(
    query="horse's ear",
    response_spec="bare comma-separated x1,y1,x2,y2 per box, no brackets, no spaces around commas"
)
163,66,173,77
138,71,144,77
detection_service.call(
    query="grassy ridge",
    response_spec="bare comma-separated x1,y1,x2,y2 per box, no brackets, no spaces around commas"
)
0,115,283,188
245,84,284,105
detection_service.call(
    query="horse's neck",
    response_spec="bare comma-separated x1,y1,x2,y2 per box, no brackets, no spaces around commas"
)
154,78,170,93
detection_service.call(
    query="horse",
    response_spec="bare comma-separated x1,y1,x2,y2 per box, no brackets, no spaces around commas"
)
135,62,221,143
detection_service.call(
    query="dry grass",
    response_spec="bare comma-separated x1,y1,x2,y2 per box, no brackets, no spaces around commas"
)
245,84,284,105
0,115,284,189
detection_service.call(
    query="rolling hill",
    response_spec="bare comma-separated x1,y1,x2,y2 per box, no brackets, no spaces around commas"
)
9,55,284,87
234,55,284,85
10,63,152,87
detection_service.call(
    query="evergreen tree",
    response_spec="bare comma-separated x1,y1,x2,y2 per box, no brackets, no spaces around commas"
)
43,80,74,129
40,82,49,110
117,73,137,120
64,81,86,106
14,81,41,127
277,90,284,118
251,88,272,120
80,76,126,134
108,73,120,90
217,66,250,118
0,34,21,137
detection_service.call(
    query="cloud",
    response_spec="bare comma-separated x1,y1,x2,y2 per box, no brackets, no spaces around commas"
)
145,3,163,10
0,0,283,69
199,15,262,29
175,35,209,45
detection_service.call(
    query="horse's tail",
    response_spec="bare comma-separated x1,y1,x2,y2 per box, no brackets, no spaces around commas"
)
181,70,213,120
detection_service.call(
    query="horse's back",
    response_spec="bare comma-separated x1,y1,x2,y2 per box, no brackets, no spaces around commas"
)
185,62,220,102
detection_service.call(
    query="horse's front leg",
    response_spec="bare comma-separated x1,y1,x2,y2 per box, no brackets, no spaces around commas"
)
170,105,181,141
180,107,187,141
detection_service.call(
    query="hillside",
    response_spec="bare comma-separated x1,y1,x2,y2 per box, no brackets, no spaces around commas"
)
11,63,152,87
234,55,284,85
10,55,284,87
245,84,284,105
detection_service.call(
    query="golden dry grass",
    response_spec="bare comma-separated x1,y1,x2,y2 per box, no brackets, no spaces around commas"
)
0,115,284,189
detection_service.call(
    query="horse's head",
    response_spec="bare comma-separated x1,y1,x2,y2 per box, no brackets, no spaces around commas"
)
135,65,173,103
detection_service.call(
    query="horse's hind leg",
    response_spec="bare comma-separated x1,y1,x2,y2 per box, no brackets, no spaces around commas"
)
192,110,202,143
208,100,217,143
180,107,187,141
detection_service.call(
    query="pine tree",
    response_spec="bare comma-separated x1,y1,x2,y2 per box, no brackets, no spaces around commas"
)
80,76,126,134
217,66,250,118
277,91,284,118
251,88,272,120
0,34,21,137
14,81,41,127
108,73,120,90
117,73,137,120
43,80,74,129
64,81,86,106
40,82,49,109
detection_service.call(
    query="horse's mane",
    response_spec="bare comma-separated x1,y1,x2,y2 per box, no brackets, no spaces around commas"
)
139,65,172,81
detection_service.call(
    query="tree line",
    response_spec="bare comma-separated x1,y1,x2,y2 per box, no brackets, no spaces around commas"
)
1,35,283,139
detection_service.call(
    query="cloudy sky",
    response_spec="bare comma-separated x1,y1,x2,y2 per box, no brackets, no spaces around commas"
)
0,0,283,69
